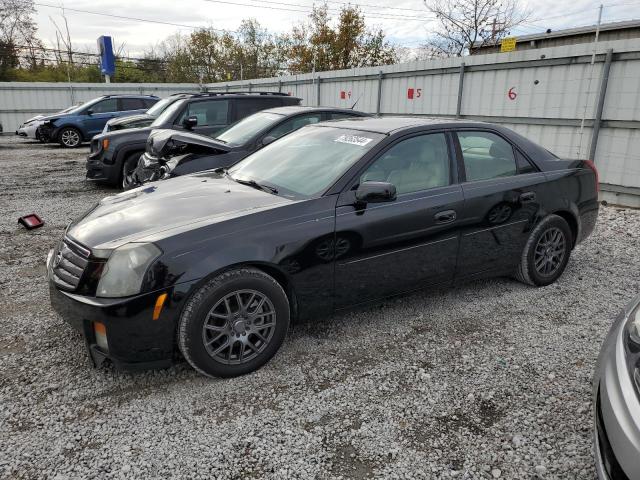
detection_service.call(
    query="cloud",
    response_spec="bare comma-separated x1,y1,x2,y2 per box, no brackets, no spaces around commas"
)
32,0,639,57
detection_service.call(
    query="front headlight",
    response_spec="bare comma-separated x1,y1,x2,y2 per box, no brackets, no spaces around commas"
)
96,243,161,298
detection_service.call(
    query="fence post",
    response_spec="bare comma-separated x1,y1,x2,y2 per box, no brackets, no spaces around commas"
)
278,80,282,93
589,48,613,162
248,82,252,93
376,70,383,115
456,62,465,118
316,76,321,106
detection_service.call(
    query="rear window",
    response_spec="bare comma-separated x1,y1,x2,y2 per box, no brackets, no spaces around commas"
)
119,98,146,111
235,98,281,119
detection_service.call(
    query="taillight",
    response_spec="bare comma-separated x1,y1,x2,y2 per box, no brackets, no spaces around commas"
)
584,160,599,193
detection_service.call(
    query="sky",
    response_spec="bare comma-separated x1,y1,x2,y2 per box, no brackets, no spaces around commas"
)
30,0,640,57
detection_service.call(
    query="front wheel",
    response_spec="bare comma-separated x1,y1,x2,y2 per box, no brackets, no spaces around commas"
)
178,268,290,378
515,214,573,286
58,127,82,148
121,153,141,190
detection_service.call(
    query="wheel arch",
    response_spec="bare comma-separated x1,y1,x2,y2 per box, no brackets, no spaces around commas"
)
180,261,299,324
550,209,579,248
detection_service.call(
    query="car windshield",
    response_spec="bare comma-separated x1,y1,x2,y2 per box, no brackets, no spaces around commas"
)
151,99,186,127
227,126,385,199
146,96,178,117
215,112,284,146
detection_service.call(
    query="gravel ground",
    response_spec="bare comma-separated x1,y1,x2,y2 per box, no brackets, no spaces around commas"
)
1,135,639,480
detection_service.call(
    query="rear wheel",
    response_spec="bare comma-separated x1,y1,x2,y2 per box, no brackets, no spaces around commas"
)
515,214,573,286
178,268,290,378
121,153,141,190
58,127,82,148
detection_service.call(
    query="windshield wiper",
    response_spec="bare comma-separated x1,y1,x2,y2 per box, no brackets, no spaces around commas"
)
230,176,278,195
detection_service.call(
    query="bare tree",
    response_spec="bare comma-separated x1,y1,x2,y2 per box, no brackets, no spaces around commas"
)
422,0,529,57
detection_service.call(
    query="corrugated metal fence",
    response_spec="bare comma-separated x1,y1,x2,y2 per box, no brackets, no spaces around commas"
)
1,38,639,205
208,38,640,207
0,82,202,131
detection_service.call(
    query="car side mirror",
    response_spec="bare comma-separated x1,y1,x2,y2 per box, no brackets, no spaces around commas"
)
261,135,276,147
183,116,198,130
355,181,397,204
86,109,93,116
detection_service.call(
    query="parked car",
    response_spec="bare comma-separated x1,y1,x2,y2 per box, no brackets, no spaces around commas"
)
132,106,370,187
37,95,159,148
85,92,302,188
16,104,82,140
102,93,197,133
49,117,599,378
592,294,640,480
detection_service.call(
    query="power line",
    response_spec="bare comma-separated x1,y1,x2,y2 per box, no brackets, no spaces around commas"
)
199,0,436,21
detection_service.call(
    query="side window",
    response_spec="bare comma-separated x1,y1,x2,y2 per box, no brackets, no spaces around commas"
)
515,149,537,174
235,99,277,119
458,131,517,181
143,98,158,108
359,133,450,195
119,98,145,111
89,98,118,114
176,100,230,126
267,113,323,139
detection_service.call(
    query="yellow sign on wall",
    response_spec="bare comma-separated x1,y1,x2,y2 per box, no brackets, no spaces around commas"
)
501,37,517,53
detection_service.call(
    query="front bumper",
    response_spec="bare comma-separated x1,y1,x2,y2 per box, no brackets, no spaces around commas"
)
86,141,120,184
592,296,640,479
47,250,198,370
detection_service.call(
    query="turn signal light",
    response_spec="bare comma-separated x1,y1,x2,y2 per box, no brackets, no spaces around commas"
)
102,138,109,150
93,322,109,351
153,293,168,321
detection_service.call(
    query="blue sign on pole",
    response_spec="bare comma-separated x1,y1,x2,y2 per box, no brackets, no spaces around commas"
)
97,36,116,77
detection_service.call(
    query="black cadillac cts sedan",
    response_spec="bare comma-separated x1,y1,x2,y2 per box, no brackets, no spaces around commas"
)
48,117,599,377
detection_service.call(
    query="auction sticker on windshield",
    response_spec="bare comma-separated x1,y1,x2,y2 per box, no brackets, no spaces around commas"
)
334,134,374,147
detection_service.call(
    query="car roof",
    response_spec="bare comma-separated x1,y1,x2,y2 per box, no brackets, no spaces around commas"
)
311,116,490,134
98,94,159,99
262,106,368,116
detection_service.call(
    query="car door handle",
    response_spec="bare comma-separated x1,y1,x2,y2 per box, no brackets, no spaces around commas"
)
519,192,536,203
434,210,457,224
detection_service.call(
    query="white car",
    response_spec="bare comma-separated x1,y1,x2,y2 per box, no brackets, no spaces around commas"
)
16,104,81,141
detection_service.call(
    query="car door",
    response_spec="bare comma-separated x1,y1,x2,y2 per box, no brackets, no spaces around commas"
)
175,100,230,136
333,131,464,308
453,129,547,279
82,98,119,137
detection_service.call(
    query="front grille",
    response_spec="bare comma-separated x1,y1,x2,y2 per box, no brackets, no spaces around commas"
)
52,237,90,291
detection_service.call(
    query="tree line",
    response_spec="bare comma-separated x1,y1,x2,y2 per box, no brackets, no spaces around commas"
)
0,0,528,83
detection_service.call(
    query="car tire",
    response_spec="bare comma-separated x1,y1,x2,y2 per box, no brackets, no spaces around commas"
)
58,127,82,148
515,214,573,287
121,153,142,190
178,268,290,378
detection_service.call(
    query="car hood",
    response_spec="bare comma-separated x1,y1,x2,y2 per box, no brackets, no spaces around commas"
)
107,113,154,127
67,172,293,251
147,129,231,158
39,113,69,122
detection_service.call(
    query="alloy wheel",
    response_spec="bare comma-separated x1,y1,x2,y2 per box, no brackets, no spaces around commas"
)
533,227,566,277
202,289,276,365
61,129,80,147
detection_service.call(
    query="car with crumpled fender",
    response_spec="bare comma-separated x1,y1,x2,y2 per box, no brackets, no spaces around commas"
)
48,117,599,378
132,106,369,186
